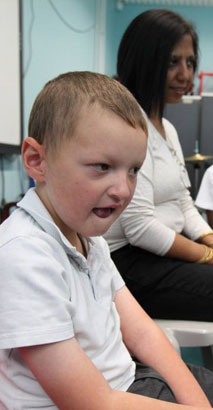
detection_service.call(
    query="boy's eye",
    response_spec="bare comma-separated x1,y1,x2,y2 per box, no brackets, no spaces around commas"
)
92,164,109,172
129,166,140,176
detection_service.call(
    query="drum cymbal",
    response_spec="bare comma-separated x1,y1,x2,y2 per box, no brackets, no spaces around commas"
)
184,153,213,163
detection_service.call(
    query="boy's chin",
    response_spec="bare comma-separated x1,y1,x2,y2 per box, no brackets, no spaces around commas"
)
88,227,111,237
84,223,114,238
80,211,121,237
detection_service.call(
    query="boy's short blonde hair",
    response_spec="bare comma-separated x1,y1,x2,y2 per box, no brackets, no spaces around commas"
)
28,71,147,154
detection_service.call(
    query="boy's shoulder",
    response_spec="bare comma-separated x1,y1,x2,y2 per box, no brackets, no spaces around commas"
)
0,189,59,260
0,206,36,246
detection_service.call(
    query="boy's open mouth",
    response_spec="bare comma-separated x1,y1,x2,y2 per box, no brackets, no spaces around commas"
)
93,208,115,218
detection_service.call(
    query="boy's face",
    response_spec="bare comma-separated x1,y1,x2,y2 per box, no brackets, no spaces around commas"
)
35,104,147,244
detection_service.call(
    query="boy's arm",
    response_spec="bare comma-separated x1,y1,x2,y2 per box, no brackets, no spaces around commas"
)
18,336,211,410
115,285,211,408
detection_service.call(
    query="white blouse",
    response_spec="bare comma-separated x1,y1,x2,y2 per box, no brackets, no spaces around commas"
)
104,117,211,256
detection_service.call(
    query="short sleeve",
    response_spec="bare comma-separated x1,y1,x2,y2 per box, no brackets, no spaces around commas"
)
0,235,74,349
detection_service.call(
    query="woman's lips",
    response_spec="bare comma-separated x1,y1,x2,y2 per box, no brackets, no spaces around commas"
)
171,87,186,95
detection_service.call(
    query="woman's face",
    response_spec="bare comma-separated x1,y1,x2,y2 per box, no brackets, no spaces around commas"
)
165,34,195,104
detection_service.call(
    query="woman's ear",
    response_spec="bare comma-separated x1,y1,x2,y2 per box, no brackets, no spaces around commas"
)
22,137,46,182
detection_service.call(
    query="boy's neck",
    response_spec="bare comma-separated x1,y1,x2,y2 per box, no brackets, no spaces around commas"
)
76,234,87,258
63,231,87,258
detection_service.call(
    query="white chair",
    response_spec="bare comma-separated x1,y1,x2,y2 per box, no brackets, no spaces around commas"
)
155,319,213,369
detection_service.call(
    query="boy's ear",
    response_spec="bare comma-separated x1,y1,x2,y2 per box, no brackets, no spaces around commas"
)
22,137,46,182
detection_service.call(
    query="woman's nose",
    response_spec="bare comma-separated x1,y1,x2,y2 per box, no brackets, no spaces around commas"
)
177,61,190,80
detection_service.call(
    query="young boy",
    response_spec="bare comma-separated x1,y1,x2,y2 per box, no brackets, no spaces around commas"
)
0,71,212,410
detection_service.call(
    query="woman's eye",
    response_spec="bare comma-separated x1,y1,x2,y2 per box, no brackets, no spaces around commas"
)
169,56,195,69
169,57,178,67
92,164,109,172
129,166,140,176
187,58,195,68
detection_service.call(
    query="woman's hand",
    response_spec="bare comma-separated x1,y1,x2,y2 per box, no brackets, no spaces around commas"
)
166,233,213,265
200,234,213,250
197,245,213,265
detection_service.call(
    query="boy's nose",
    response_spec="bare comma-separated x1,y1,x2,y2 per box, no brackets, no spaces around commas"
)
108,174,132,202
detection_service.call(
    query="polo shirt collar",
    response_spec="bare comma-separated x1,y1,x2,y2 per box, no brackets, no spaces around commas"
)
17,188,94,263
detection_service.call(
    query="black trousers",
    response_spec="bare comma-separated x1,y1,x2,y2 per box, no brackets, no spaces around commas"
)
111,245,213,321
128,362,213,405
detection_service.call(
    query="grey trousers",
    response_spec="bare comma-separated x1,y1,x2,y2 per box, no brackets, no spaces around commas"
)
127,362,213,405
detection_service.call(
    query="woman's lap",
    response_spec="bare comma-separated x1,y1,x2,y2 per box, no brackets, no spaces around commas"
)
111,245,213,320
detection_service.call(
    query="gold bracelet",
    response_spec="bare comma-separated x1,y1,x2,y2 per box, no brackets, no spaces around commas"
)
205,248,213,263
197,245,213,263
197,231,213,241
197,245,209,263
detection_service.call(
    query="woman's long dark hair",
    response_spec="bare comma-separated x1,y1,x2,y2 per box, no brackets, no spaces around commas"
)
117,9,199,119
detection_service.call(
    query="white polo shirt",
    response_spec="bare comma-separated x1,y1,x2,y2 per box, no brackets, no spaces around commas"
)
0,188,135,409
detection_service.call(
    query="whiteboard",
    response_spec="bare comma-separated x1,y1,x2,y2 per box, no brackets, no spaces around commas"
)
0,0,22,153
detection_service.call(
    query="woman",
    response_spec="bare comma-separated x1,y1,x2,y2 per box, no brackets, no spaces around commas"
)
104,9,213,321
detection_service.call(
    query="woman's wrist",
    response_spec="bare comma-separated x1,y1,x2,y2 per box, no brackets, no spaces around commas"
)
196,245,213,264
